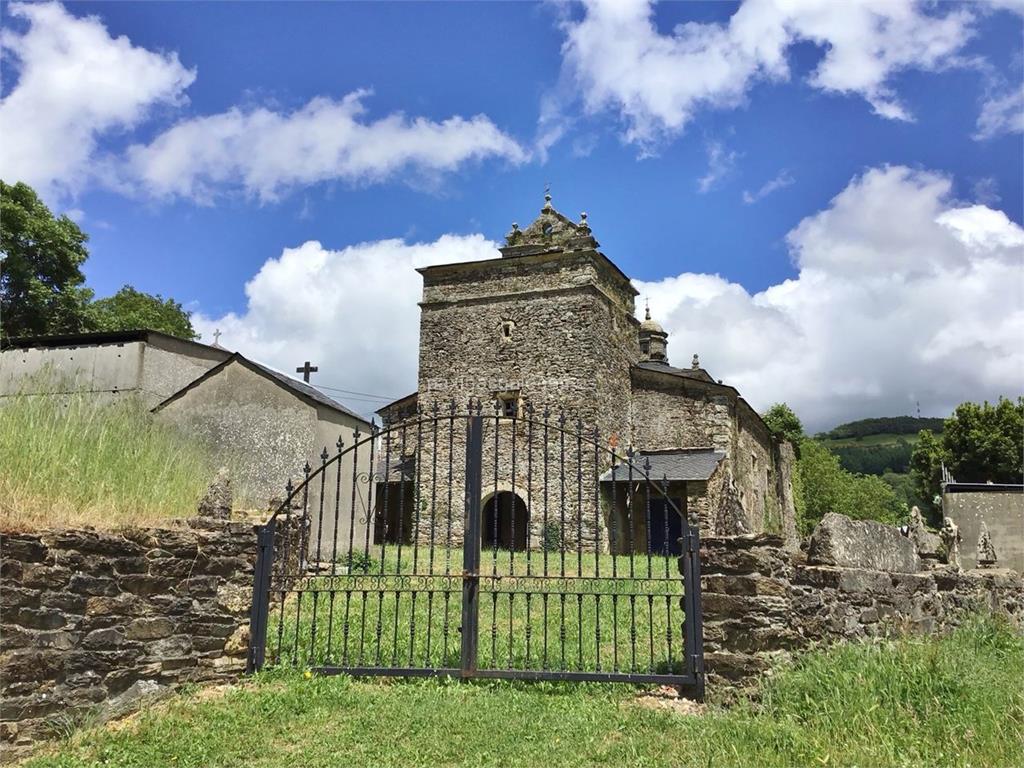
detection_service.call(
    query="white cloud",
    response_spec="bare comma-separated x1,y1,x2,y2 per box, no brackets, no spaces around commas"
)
635,165,1024,431
697,141,738,193
192,234,501,416
0,3,525,203
0,1,195,199
560,0,975,146
974,86,1024,140
742,169,794,204
125,90,528,203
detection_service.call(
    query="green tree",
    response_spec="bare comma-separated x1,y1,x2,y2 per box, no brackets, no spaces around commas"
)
795,440,904,536
763,402,804,445
911,397,1024,515
89,285,198,340
0,180,93,338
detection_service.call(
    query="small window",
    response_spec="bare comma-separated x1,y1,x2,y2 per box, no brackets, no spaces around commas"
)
500,320,515,343
495,390,520,419
640,340,650,355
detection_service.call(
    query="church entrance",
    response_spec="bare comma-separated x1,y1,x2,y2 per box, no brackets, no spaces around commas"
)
482,491,528,551
649,498,684,556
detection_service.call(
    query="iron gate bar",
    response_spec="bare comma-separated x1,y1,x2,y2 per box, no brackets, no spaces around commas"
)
247,402,705,698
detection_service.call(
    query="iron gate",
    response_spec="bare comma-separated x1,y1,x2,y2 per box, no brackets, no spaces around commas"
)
246,401,704,697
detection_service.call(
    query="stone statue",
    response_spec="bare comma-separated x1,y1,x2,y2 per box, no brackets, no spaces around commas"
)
976,522,997,568
905,505,942,563
939,517,962,571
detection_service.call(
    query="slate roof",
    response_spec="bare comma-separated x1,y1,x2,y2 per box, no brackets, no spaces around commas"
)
153,352,370,424
634,359,716,383
600,449,725,483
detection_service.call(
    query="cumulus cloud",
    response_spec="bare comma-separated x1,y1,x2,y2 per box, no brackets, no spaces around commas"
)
0,3,525,203
126,90,528,203
192,234,501,416
0,1,195,199
742,169,794,204
635,165,1024,431
560,0,975,146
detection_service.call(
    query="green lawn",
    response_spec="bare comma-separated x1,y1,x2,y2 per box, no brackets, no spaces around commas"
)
267,548,687,677
27,617,1024,768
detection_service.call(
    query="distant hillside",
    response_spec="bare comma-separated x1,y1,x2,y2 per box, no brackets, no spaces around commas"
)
818,416,945,441
815,415,946,489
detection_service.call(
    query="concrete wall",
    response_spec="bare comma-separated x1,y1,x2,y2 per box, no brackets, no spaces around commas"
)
0,339,224,409
944,488,1024,572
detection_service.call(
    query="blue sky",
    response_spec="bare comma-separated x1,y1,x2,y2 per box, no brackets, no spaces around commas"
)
1,1,1022,429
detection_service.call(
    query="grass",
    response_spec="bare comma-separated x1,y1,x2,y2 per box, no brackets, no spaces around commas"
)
0,387,220,531
25,615,1024,767
267,547,686,676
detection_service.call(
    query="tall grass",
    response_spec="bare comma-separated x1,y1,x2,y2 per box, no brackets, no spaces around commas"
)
0,389,219,531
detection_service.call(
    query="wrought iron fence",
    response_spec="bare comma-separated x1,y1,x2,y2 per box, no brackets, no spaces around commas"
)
247,400,704,696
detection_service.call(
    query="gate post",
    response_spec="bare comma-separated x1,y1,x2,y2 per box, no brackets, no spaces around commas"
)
460,411,483,677
246,519,276,674
682,525,705,700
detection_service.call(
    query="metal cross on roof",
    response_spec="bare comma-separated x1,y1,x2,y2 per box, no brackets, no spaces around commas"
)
296,360,318,383
212,329,222,344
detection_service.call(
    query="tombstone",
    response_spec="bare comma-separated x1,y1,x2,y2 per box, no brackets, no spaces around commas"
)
976,521,998,568
939,516,962,571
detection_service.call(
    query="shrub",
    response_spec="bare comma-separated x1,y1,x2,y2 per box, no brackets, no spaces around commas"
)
540,521,562,552
339,551,375,573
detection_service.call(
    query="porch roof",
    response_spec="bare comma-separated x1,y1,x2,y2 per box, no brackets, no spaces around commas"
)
599,449,724,483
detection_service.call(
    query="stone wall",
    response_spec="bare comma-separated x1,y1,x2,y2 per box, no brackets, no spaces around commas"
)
0,514,261,761
697,533,1024,689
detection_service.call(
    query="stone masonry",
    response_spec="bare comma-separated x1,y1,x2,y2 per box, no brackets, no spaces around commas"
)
0,508,282,762
695,528,1023,690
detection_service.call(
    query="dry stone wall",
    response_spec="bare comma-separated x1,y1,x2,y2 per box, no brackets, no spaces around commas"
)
0,513,269,761
696,532,1024,689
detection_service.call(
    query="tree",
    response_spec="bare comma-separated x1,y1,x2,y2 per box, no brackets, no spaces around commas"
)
763,403,804,445
90,285,198,340
795,440,904,536
0,180,93,338
911,397,1024,516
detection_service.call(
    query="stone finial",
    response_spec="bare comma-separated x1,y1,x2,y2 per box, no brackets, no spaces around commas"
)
691,353,700,370
543,190,553,211
976,521,997,568
197,467,232,520
645,299,651,321
505,222,522,246
939,516,962,571
577,211,591,235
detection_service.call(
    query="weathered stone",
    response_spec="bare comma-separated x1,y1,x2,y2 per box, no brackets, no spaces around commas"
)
85,594,141,616
215,582,251,615
13,607,65,630
197,468,233,520
0,557,24,582
125,617,175,641
69,574,119,596
117,574,176,596
2,535,48,563
47,530,143,557
223,625,249,656
82,627,126,649
808,513,920,573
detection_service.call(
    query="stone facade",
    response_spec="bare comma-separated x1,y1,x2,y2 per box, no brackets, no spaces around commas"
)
153,354,373,543
696,532,1024,689
0,509,302,762
377,196,796,549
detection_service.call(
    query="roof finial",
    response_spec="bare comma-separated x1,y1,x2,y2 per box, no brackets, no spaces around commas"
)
691,353,700,370
543,181,552,210
213,329,222,345
644,298,651,321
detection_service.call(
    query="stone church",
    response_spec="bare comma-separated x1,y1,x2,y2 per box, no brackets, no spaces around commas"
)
376,195,797,553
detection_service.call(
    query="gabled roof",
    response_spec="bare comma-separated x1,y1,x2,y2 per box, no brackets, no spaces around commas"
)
152,352,371,424
600,449,725,483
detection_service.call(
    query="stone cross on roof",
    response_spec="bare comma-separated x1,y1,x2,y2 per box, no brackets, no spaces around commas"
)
296,360,318,383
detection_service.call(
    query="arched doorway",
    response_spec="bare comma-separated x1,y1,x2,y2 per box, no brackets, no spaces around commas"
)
482,491,528,551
